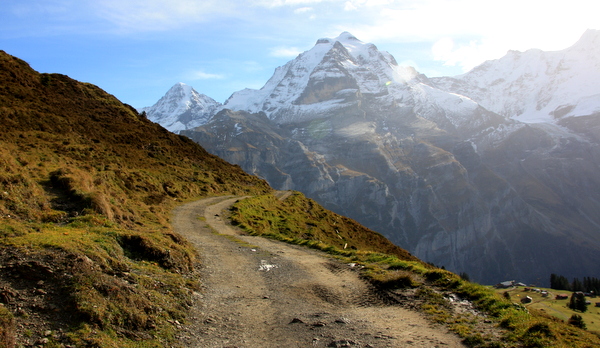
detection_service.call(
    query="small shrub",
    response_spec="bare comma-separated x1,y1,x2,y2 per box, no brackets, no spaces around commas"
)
521,322,555,348
462,333,484,347
368,270,417,290
568,314,587,330
425,269,447,282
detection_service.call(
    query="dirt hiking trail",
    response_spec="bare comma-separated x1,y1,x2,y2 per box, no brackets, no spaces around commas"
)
172,195,466,348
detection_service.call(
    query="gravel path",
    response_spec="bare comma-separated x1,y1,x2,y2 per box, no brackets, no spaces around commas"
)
172,195,466,348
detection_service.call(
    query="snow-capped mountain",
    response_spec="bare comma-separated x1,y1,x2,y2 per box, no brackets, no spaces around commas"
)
141,82,221,133
150,31,600,285
224,32,424,123
224,32,490,127
433,29,600,124
223,31,510,150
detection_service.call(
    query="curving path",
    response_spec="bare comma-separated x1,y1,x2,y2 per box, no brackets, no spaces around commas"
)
172,195,465,347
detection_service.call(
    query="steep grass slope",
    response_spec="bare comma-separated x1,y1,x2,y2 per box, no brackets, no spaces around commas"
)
0,50,270,347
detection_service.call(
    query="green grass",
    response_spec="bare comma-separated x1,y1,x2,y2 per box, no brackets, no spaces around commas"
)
497,286,600,335
230,192,417,261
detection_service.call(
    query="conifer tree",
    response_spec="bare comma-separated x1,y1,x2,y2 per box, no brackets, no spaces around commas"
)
569,292,588,312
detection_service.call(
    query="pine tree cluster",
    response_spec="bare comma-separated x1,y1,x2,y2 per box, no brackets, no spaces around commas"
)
550,274,600,293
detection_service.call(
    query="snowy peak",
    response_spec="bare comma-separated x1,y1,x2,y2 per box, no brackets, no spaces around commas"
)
155,82,219,116
224,32,422,123
433,29,600,123
336,31,360,42
142,82,221,133
146,30,600,132
571,29,600,51
315,32,362,47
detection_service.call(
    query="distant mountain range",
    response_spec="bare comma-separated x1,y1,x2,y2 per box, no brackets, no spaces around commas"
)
142,30,600,285
432,29,600,124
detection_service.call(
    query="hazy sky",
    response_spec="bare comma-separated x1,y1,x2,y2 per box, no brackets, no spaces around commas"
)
1,0,598,107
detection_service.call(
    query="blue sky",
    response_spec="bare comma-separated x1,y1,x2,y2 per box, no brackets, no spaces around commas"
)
1,0,598,108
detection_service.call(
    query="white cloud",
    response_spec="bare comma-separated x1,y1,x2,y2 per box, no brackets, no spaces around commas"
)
343,0,394,9
269,46,303,57
10,1,72,17
189,70,225,80
431,37,501,71
251,0,326,8
285,0,322,4
294,7,314,14
343,2,358,11
91,0,330,32
93,0,235,31
329,0,600,73
431,38,454,62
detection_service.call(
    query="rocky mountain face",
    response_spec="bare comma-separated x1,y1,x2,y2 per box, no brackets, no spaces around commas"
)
148,32,600,285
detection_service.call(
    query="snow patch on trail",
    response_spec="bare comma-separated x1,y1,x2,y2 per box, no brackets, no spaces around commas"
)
259,260,278,272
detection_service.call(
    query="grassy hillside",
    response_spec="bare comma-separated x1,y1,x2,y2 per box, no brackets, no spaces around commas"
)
0,50,270,347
